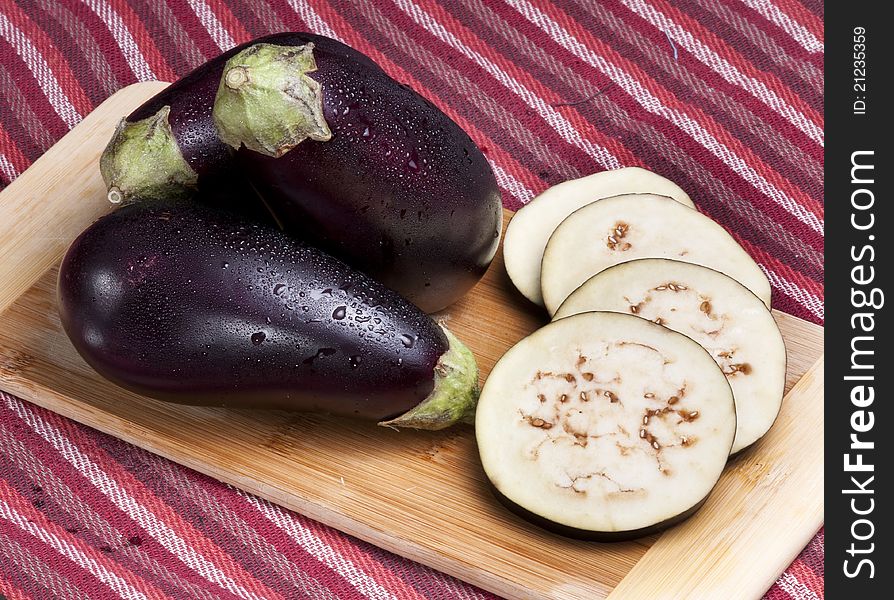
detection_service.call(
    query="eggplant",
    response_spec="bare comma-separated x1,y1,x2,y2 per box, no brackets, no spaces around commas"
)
57,200,479,429
539,194,771,315
100,33,379,203
475,311,736,540
554,259,786,455
191,173,277,225
215,41,502,312
100,33,502,313
503,168,694,307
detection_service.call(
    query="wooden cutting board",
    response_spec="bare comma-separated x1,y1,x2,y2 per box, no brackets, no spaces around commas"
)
0,83,823,600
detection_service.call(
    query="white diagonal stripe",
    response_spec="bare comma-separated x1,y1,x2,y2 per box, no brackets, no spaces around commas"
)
2,396,267,600
0,12,81,128
761,265,824,321
286,0,344,41
187,0,236,51
237,490,398,600
774,571,821,600
288,0,537,207
392,0,621,171
0,497,150,600
739,0,824,53
506,0,823,235
83,0,156,81
0,154,19,182
620,0,823,145
491,162,534,204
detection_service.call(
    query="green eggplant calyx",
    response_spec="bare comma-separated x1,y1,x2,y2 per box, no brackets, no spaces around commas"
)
99,106,198,204
213,42,332,157
379,326,480,430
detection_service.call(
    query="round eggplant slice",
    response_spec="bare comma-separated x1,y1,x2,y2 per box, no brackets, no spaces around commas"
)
540,195,770,315
555,259,786,454
476,312,736,540
504,168,694,307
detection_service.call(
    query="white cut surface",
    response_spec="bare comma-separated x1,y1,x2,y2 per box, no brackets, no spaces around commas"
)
504,167,694,307
555,259,786,454
476,312,735,535
540,195,770,315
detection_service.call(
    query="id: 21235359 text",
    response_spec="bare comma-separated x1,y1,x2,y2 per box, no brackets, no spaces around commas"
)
852,27,867,115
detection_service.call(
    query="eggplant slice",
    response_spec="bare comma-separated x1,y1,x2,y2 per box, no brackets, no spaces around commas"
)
555,259,786,454
504,168,694,307
476,312,736,540
540,195,770,315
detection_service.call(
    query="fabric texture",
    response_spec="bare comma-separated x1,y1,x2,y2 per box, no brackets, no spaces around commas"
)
0,0,823,598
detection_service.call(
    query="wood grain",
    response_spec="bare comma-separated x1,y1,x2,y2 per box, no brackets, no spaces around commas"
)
0,82,824,600
607,357,824,600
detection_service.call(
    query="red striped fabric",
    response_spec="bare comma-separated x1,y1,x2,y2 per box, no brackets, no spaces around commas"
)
0,1,823,598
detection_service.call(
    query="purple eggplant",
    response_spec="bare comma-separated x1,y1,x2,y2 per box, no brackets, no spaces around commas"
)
57,200,479,429
100,33,501,312
217,41,501,312
100,33,378,203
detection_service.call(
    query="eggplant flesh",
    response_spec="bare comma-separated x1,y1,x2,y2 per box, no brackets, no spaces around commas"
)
540,194,771,315
555,259,786,454
475,312,735,540
57,201,478,429
504,168,694,307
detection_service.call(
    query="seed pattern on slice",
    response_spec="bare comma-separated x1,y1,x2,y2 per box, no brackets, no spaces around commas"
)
540,194,770,315
476,312,735,540
504,167,694,307
555,259,785,454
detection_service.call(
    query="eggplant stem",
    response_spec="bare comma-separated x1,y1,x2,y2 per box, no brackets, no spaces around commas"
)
379,326,480,430
99,108,198,203
212,42,332,157
107,187,124,205
225,66,249,90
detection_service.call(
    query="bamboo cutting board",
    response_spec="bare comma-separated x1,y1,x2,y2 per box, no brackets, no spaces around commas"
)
0,83,823,600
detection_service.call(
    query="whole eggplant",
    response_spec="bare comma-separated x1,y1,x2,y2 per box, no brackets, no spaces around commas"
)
100,33,502,313
57,200,479,429
214,39,502,312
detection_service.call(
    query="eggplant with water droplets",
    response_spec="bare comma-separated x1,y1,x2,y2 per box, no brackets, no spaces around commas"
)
57,200,479,429
218,42,502,312
100,33,381,203
100,33,502,312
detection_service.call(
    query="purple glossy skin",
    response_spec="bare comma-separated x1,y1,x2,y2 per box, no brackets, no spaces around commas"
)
239,39,502,312
57,200,448,420
124,32,500,311
128,51,229,178
124,33,498,311
127,33,379,179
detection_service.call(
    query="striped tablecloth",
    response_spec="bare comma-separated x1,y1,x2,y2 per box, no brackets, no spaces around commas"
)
0,1,823,598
